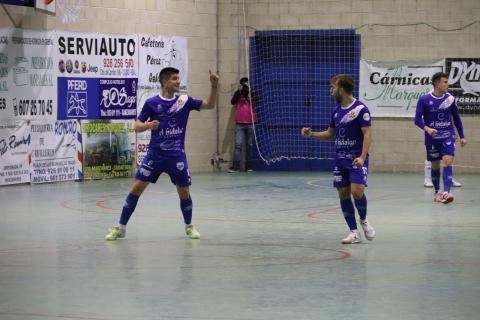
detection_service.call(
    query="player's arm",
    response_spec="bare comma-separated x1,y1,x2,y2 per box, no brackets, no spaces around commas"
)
451,102,467,147
134,119,159,133
301,127,335,140
353,126,371,167
414,99,437,136
201,70,219,110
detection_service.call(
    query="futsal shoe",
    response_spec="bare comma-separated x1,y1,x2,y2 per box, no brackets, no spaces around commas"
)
360,219,376,241
341,230,361,244
434,193,443,203
452,179,462,187
441,192,454,204
185,224,201,239
228,167,239,173
105,227,125,241
424,180,433,188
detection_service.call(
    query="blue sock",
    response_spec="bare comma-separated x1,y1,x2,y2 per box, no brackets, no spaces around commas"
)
180,197,193,225
340,198,357,231
354,194,367,221
443,166,453,193
119,193,140,225
431,169,440,193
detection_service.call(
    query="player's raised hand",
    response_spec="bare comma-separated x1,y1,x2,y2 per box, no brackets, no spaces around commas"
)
209,70,219,88
301,127,312,138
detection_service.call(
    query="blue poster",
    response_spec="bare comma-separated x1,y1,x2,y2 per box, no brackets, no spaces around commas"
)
98,78,137,119
57,77,137,120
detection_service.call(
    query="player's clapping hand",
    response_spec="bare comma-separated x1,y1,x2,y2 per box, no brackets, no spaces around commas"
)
209,70,219,87
460,138,467,147
352,157,365,167
148,120,160,130
301,127,312,138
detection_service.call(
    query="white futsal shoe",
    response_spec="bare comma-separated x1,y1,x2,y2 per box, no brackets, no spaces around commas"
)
360,219,375,241
341,230,361,244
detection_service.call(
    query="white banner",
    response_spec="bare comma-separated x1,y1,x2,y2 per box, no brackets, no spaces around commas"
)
0,120,30,185
30,119,82,183
138,35,188,91
360,59,445,117
0,28,57,121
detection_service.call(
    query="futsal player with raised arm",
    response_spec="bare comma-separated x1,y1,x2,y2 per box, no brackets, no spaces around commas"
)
414,72,467,204
105,67,219,240
301,74,375,244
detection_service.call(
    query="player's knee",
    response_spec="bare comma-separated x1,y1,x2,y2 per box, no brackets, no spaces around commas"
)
177,186,190,199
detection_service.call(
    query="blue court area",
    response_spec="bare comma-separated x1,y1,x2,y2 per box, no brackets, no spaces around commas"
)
0,171,479,320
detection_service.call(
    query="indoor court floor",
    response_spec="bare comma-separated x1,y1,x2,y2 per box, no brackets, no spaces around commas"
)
0,171,479,320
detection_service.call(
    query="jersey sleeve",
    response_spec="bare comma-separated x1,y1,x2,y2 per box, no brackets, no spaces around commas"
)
137,100,151,122
359,106,372,127
451,99,465,139
188,96,203,111
329,109,336,129
414,97,425,130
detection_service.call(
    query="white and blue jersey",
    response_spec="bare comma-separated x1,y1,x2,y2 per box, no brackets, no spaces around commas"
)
138,94,203,157
414,91,465,161
329,99,371,167
329,99,371,187
135,94,202,186
415,91,465,144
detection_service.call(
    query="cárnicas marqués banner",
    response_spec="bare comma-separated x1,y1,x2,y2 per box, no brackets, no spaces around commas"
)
360,60,444,117
446,58,480,114
56,31,138,120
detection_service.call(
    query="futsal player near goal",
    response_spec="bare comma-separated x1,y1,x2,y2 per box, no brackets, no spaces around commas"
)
105,67,219,241
414,72,467,204
301,74,375,244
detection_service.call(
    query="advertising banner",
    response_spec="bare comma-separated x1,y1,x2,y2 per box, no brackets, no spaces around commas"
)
81,120,136,179
138,35,188,91
446,58,480,114
56,31,138,120
0,28,57,121
29,119,82,183
0,120,30,185
360,59,444,117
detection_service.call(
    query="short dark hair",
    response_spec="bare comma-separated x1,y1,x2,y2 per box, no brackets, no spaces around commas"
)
332,74,354,94
431,72,448,85
160,67,179,87
239,77,248,85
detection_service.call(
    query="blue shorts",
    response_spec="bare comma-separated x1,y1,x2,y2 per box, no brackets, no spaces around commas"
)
426,137,455,161
333,160,368,188
135,150,191,187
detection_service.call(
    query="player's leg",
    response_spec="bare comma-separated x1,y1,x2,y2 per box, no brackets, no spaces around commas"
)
334,166,360,244
176,185,199,239
105,152,161,241
167,156,200,239
350,164,375,241
441,155,455,203
424,160,433,187
105,179,150,241
427,142,442,201
439,137,456,203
